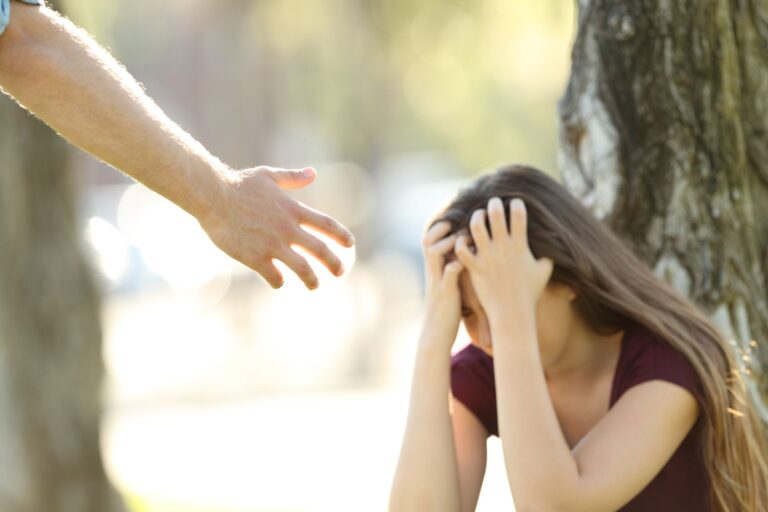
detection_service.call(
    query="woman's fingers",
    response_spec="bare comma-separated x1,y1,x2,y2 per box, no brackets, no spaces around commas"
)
443,259,464,285
454,234,475,268
423,221,452,248
510,198,528,249
469,209,490,250
425,233,458,275
428,233,458,256
487,197,508,240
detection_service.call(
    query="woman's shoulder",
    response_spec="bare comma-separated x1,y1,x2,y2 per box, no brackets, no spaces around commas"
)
451,343,495,391
452,343,492,365
612,323,705,407
451,343,498,436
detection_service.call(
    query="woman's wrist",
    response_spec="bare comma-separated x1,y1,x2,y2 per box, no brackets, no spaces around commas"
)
484,294,535,322
417,325,454,353
418,305,459,350
488,305,537,347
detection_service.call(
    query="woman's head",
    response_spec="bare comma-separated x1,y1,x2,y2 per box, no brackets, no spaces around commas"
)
437,164,631,361
434,164,768,511
436,165,633,335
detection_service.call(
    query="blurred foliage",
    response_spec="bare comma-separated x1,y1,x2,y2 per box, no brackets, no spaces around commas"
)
61,0,573,176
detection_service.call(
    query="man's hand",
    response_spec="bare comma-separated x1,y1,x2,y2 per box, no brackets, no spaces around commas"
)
0,5,355,290
201,166,355,290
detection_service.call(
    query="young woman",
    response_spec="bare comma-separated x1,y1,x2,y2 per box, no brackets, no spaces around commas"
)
389,165,768,512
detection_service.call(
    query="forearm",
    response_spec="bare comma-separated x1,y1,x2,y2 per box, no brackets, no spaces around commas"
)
0,5,227,219
390,339,462,512
491,312,582,511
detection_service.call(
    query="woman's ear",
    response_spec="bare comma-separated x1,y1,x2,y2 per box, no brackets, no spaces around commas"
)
550,282,577,301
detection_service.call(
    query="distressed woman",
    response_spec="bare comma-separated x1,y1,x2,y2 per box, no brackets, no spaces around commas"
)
389,165,768,511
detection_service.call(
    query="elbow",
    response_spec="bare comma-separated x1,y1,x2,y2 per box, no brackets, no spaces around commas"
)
514,496,604,512
513,490,592,512
515,502,576,512
513,499,561,512
389,486,462,512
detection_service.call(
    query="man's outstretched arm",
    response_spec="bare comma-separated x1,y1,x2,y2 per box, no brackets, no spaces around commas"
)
0,2,354,289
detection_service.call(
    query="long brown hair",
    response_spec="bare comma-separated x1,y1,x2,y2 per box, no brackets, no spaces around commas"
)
435,164,768,511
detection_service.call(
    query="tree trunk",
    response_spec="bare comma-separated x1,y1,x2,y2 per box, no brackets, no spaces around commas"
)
558,0,768,417
0,2,124,509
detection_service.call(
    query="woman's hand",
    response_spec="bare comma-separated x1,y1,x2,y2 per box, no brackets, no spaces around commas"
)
419,221,465,350
454,197,553,324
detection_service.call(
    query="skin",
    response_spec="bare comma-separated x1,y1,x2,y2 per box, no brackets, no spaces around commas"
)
0,3,354,290
459,264,624,392
390,198,700,512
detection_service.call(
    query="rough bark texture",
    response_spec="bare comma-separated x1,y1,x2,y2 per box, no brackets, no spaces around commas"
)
559,0,768,416
0,2,124,509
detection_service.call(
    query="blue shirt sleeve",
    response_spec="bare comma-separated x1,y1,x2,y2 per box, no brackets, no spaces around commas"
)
1,0,44,36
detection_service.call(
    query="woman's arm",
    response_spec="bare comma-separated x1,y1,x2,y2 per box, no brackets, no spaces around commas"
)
391,349,489,512
452,398,488,511
390,222,487,511
390,343,462,511
492,318,698,511
0,3,353,289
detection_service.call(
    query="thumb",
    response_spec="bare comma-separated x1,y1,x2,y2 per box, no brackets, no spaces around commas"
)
444,260,464,285
266,167,317,190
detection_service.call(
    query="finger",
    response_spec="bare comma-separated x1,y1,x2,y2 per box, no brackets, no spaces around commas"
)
295,232,344,277
469,209,490,250
443,259,464,285
253,259,284,289
264,166,317,190
278,248,319,290
428,233,458,257
300,207,355,248
425,234,458,274
510,198,528,248
423,221,452,247
487,197,508,240
454,235,475,268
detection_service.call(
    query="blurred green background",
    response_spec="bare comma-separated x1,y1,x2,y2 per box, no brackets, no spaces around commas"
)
18,0,575,510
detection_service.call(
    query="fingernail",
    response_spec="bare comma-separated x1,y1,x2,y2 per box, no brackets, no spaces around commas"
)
511,198,524,209
302,167,316,177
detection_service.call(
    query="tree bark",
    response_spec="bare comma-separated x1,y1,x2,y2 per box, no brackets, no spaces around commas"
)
558,0,768,417
0,2,124,509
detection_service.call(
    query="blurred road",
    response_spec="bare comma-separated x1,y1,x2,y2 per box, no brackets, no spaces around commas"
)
104,389,516,511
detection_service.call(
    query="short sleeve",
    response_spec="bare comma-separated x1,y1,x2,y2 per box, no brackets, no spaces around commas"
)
451,344,498,436
621,334,706,408
0,0,44,36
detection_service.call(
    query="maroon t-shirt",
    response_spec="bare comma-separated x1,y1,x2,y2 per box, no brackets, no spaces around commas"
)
451,322,710,511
